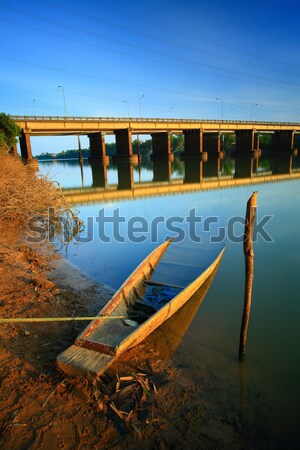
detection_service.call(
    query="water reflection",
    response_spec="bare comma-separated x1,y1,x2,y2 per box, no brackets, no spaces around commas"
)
238,360,246,425
90,158,109,188
39,149,300,194
116,160,135,190
153,157,172,182
203,152,223,178
184,157,203,183
79,160,84,188
270,151,293,174
234,153,257,179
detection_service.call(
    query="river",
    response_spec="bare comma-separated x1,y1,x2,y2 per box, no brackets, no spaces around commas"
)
39,152,300,448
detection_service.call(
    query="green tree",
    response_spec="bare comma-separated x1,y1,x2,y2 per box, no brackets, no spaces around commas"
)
140,138,152,154
171,134,184,153
259,133,272,150
0,113,21,152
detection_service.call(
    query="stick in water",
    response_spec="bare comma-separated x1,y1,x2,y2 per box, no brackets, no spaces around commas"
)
239,191,258,360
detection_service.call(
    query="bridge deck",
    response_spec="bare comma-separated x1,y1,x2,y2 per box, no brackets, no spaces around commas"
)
13,116,300,136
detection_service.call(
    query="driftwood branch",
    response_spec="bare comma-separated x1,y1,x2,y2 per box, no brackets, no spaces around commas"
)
239,191,258,360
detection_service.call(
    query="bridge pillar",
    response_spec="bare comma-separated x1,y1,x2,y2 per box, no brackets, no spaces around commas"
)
19,131,39,168
182,129,208,162
115,129,133,156
19,131,33,160
203,132,224,154
294,133,300,152
183,129,203,153
235,130,260,153
88,132,109,163
151,132,173,159
271,130,295,152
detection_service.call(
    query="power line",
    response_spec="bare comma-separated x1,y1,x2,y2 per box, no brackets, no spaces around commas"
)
82,0,300,71
3,85,299,114
1,17,299,93
1,1,300,81
0,55,217,99
35,0,300,77
0,52,300,99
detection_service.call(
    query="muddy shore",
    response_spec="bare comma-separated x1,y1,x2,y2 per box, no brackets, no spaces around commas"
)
0,239,251,450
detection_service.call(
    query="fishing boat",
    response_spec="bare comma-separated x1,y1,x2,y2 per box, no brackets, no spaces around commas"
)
57,239,224,377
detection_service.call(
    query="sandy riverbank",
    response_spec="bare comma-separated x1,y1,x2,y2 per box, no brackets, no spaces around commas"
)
0,236,250,450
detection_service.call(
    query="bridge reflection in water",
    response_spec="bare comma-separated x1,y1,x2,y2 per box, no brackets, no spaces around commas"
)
52,150,300,205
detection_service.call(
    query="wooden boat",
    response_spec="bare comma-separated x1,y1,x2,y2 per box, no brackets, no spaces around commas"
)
57,239,225,377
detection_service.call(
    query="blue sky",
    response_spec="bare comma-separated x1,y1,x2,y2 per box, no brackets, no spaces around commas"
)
1,0,300,154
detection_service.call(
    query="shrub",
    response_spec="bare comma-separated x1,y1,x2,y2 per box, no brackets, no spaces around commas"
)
0,113,21,152
0,154,82,244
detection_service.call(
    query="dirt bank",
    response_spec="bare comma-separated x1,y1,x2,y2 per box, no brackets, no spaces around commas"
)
0,236,250,450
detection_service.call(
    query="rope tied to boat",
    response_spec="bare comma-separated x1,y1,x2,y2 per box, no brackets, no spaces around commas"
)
0,316,128,324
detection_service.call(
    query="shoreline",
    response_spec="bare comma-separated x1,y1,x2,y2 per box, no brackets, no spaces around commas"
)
47,255,115,313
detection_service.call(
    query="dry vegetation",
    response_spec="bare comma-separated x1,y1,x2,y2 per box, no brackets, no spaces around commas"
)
0,154,81,244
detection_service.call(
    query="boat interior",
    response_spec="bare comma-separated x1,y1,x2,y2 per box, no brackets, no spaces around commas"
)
78,243,223,353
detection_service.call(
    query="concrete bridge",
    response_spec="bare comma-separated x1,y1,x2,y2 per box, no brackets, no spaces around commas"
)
12,116,300,163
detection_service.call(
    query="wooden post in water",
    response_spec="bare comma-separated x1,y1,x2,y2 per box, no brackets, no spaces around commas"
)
239,191,258,360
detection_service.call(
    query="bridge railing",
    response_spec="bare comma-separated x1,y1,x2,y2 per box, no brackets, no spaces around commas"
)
11,115,300,126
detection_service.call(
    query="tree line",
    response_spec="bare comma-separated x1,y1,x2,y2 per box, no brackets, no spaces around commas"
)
36,135,186,160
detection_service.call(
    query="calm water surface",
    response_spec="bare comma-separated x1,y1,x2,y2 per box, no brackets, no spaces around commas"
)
39,156,300,447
